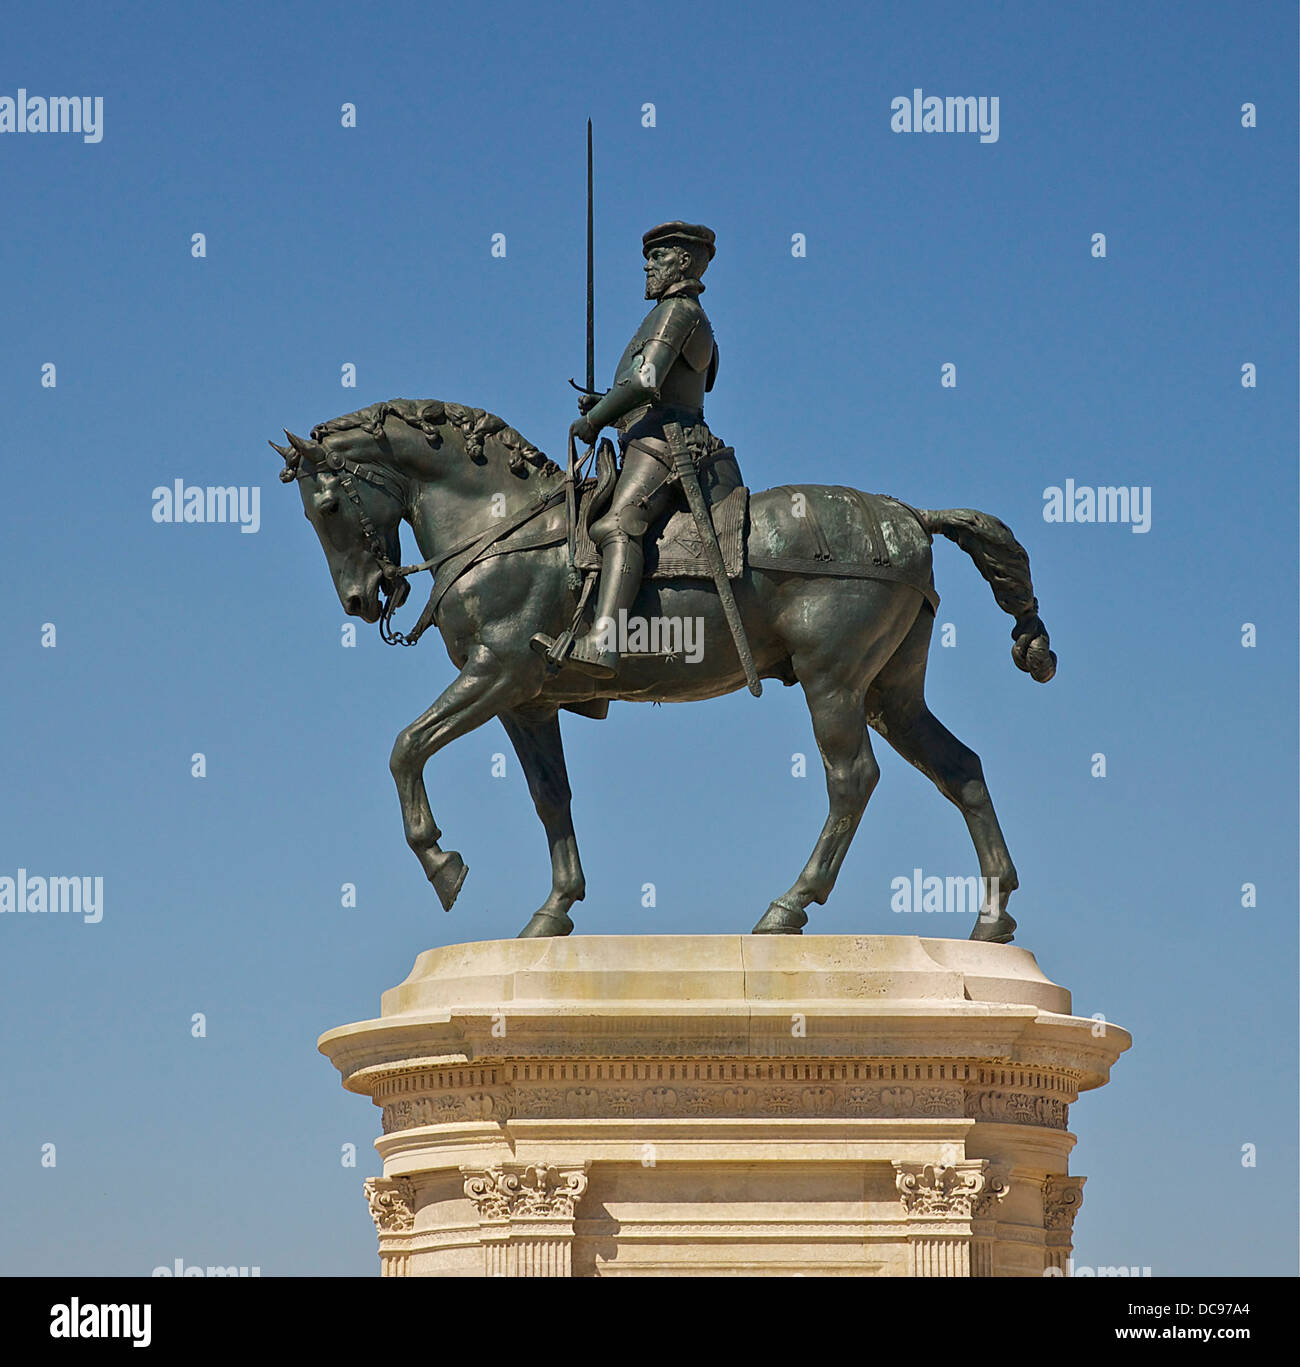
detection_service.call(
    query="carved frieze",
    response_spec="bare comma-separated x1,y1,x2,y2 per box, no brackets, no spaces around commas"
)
378,1068,1071,1133
967,1089,1068,1129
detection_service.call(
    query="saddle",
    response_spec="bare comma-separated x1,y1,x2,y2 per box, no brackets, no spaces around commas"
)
447,450,745,581
574,481,747,580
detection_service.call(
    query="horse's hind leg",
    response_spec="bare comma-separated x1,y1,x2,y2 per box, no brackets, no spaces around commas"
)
752,677,880,933
752,674,883,936
752,584,922,935
498,706,586,938
865,607,1019,943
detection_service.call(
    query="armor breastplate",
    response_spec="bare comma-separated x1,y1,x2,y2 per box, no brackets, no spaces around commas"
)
612,296,717,428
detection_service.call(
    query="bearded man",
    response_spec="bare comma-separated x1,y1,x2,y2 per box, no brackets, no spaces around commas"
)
555,220,731,678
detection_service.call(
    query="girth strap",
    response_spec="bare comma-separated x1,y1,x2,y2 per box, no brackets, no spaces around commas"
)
747,552,940,612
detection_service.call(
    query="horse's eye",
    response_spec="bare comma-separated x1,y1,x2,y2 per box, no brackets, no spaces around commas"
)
314,490,340,515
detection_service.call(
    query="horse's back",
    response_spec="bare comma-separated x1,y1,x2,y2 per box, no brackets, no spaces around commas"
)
748,485,935,595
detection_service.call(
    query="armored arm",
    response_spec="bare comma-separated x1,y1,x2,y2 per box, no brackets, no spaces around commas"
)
578,298,704,436
581,340,679,430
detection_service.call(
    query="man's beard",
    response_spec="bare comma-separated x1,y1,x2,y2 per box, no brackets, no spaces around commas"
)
645,270,675,299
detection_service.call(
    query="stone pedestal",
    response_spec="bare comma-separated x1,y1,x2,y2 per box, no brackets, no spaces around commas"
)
319,936,1129,1277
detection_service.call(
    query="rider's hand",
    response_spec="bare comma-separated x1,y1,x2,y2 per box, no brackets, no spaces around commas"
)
570,416,598,446
577,392,602,415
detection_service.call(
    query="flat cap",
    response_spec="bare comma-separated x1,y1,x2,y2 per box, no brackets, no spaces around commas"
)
642,221,716,260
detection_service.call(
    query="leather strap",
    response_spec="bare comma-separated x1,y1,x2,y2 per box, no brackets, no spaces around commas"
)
405,486,567,640
747,553,940,612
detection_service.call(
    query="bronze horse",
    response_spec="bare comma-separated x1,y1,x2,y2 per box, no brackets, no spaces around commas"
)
272,398,1056,943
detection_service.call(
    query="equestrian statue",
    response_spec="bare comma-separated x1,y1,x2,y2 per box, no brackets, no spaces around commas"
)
271,209,1057,944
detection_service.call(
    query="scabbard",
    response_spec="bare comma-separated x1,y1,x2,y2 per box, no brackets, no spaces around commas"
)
663,422,761,697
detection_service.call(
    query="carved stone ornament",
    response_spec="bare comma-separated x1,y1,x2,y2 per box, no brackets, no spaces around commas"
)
895,1162,992,1218
972,1165,1011,1219
462,1163,589,1221
364,1176,415,1233
381,1075,1070,1133
1043,1174,1085,1231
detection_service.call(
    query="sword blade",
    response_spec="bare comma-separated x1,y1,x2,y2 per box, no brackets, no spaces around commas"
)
586,118,594,394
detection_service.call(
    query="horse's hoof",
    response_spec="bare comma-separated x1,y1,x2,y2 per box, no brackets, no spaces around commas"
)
429,851,468,912
970,909,1016,944
517,910,575,938
751,899,808,935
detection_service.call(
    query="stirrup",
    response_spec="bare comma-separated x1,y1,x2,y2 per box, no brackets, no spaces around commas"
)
565,638,617,679
529,632,616,679
530,631,563,661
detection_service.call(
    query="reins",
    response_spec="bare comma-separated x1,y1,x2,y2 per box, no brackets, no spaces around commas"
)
289,434,585,650
380,483,569,648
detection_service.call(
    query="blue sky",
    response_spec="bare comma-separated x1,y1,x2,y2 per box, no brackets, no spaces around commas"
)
1,0,1295,1276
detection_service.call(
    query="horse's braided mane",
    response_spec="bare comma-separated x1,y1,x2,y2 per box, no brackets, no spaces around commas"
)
310,398,560,479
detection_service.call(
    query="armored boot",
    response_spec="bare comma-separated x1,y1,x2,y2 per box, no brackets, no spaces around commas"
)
565,533,644,678
530,442,677,676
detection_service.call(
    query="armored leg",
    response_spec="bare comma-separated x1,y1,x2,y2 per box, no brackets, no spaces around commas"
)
567,442,677,677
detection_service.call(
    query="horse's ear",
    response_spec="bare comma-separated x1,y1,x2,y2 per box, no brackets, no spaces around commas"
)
270,438,298,482
285,430,321,458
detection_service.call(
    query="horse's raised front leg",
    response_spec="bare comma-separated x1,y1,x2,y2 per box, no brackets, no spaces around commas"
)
389,644,531,912
498,707,586,938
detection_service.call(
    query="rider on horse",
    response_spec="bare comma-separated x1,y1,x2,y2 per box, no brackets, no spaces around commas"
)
559,220,728,678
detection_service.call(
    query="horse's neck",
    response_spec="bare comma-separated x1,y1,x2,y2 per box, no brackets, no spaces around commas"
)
402,435,559,563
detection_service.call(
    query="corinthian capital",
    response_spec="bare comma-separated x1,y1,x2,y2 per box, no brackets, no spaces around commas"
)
364,1176,415,1233
895,1161,991,1218
463,1162,589,1220
1043,1175,1085,1232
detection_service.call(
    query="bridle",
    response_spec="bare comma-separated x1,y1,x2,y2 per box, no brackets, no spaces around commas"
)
295,446,568,649
293,451,428,646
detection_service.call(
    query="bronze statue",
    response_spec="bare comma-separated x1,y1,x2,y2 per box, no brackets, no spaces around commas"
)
272,368,1056,941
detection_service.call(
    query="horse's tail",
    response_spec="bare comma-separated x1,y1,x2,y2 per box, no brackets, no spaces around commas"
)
914,507,1057,683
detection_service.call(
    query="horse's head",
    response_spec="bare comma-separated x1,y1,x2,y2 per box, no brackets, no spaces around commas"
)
274,398,561,641
271,429,409,624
